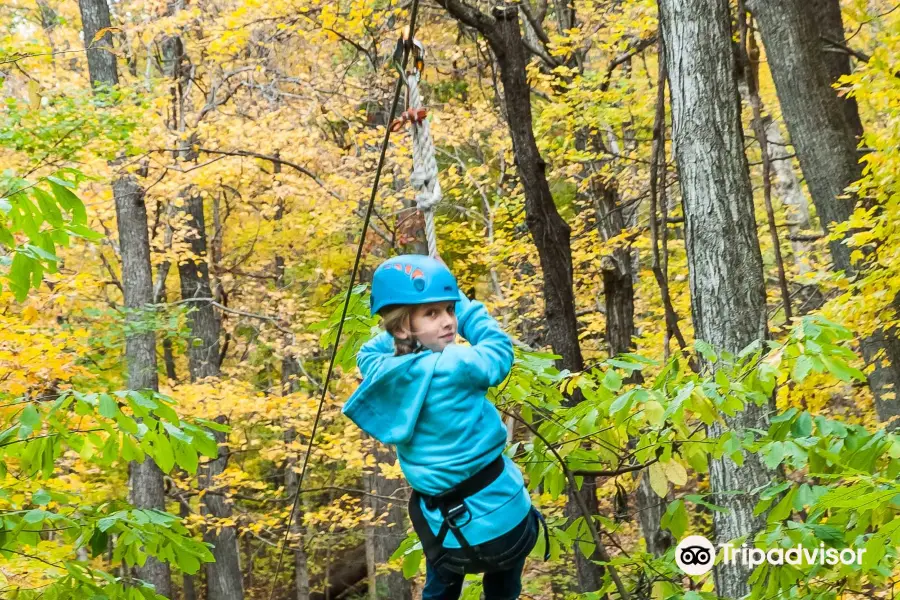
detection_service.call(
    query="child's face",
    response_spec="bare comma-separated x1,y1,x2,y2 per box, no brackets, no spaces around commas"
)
398,300,457,352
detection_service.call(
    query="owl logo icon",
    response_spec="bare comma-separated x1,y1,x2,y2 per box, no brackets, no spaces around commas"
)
675,535,716,575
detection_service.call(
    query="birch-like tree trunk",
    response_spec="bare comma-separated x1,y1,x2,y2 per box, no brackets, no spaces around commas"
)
659,0,775,596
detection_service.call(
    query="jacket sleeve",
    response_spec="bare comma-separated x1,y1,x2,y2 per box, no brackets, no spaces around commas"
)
356,330,396,379
447,291,515,389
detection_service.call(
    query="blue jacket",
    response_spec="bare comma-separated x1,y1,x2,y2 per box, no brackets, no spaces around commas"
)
342,291,532,548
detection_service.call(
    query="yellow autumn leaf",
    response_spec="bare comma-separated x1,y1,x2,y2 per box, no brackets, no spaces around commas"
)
647,462,668,498
91,26,121,42
664,461,688,487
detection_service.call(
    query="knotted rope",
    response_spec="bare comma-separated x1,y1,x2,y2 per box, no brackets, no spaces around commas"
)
392,63,441,258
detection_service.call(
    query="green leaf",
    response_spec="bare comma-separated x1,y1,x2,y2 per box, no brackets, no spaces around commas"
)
647,462,668,498
809,524,844,544
32,489,51,505
759,481,792,500
121,434,143,462
99,394,118,419
602,369,622,391
152,435,175,473
820,354,864,383
116,412,139,435
684,494,729,513
163,422,192,444
97,513,123,532
32,188,63,226
400,547,422,578
767,487,796,523
192,417,230,433
863,535,885,571
176,546,202,574
49,180,86,225
791,411,813,437
173,440,199,474
761,441,786,470
66,223,103,240
792,355,814,382
89,528,110,557
695,340,718,363
660,499,688,538
609,390,634,417
23,509,51,524
20,403,40,432
190,429,219,458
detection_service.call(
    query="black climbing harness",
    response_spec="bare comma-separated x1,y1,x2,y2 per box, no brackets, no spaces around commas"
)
408,455,551,566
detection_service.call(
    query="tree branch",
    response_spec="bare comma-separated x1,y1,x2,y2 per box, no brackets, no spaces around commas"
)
600,34,658,92
192,147,394,244
507,409,632,600
434,0,499,46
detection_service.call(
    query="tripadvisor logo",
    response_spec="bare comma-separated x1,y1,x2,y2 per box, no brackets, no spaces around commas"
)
675,535,866,576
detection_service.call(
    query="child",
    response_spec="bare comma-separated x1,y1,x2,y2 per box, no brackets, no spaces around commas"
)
342,254,548,600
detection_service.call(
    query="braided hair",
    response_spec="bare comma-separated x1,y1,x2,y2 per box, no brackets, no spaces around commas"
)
379,305,423,356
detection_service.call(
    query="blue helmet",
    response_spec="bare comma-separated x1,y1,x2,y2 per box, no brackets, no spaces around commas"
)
370,255,459,315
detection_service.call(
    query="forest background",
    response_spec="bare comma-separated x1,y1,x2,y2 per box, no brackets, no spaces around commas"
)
1,0,899,598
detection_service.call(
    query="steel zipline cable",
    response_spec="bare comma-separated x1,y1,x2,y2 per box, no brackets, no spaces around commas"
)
267,1,422,596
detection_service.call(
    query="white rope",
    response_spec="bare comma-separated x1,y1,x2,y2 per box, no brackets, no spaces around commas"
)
407,69,441,258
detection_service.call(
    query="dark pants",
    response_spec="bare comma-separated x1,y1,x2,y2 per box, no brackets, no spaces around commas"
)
422,507,542,600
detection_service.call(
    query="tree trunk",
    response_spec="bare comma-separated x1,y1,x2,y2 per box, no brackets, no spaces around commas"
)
485,6,604,592
77,0,172,595
364,444,412,600
812,0,864,141
594,183,637,363
178,194,221,380
748,0,900,428
275,176,313,600
282,408,312,600
181,500,199,600
115,178,174,598
763,117,815,275
659,0,775,597
493,7,583,372
177,192,244,600
635,477,673,556
745,0,860,275
585,133,675,559
436,3,584,373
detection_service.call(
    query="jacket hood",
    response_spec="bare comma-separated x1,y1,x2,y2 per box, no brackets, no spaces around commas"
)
342,351,439,445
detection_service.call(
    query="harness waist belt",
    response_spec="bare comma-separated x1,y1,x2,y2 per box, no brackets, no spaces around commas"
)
408,455,505,562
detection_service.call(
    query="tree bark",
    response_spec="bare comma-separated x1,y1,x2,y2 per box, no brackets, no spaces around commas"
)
77,0,172,595
178,194,221,380
436,1,584,373
364,445,412,600
177,191,244,600
275,169,313,600
745,0,860,275
482,6,603,591
282,405,312,600
747,0,900,428
659,0,775,597
812,0,864,141
159,6,244,592
491,6,583,372
763,117,814,275
114,177,173,598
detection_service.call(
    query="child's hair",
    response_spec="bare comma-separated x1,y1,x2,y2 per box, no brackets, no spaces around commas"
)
379,304,419,356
